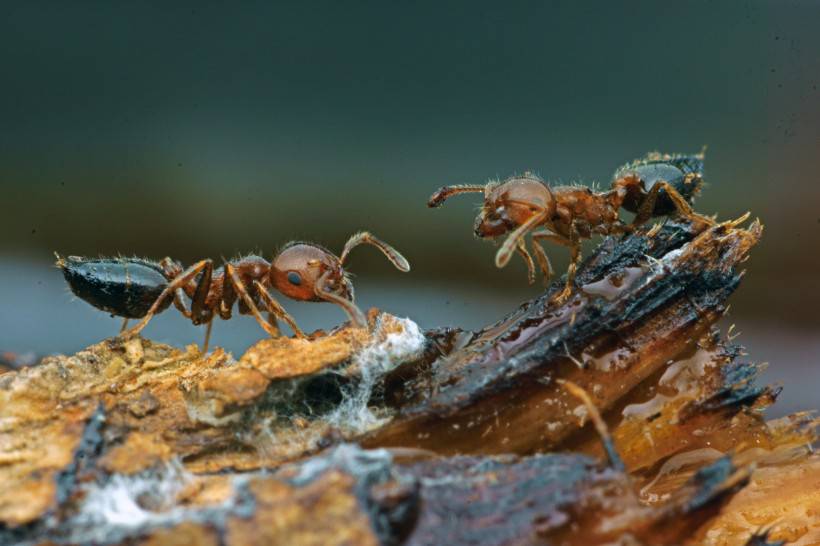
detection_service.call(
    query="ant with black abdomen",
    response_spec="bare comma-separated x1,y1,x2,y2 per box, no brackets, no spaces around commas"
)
428,152,715,302
57,231,410,352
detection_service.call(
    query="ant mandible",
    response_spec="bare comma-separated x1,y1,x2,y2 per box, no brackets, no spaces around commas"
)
57,231,410,352
427,152,715,302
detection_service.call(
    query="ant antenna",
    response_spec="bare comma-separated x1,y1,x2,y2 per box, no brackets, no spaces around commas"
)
428,184,486,208
339,231,410,272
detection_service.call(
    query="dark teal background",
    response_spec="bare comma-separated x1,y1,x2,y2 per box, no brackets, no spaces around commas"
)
1,1,818,414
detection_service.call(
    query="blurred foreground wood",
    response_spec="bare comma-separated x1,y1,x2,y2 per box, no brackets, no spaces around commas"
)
0,219,817,545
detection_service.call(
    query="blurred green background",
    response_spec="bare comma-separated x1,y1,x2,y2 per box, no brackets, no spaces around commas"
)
1,1,818,414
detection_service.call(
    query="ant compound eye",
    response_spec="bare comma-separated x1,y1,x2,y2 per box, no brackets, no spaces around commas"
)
287,271,302,286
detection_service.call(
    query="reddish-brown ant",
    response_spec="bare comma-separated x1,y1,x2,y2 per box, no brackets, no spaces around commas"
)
428,152,715,302
57,231,410,351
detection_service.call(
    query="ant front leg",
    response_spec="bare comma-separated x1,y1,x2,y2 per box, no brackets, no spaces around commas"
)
315,271,367,328
538,226,581,304
515,240,536,285
495,212,546,270
530,230,561,287
119,259,213,341
252,280,305,338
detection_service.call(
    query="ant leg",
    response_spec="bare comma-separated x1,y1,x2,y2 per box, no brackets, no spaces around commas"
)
530,229,579,299
530,231,564,287
202,320,213,355
630,181,663,227
161,257,193,319
253,280,306,338
172,289,192,319
515,239,536,285
427,184,486,208
530,242,552,287
495,212,546,269
119,260,212,340
120,318,129,333
315,271,367,328
224,264,288,339
267,312,280,337
184,260,215,353
553,225,582,304
633,181,715,228
189,260,214,326
658,181,716,226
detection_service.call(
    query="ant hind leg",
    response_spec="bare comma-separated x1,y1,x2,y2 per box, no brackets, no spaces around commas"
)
119,259,213,341
632,181,715,229
659,181,716,227
172,289,192,319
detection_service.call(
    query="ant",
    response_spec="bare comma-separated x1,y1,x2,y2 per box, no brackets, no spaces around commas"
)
57,231,410,352
428,152,715,302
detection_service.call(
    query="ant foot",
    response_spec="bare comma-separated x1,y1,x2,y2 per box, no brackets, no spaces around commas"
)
550,285,573,305
646,223,663,238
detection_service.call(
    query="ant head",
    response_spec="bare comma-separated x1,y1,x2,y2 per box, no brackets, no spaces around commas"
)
474,173,554,239
270,232,409,304
271,243,350,302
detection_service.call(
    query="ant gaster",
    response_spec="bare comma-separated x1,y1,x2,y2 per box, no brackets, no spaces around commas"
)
427,152,715,302
57,231,410,352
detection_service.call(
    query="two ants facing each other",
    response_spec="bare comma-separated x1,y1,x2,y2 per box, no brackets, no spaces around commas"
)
60,151,713,350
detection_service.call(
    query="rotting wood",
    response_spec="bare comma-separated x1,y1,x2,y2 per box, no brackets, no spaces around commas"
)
0,217,817,545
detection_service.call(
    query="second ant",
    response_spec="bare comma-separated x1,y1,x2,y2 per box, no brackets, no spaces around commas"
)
428,152,715,302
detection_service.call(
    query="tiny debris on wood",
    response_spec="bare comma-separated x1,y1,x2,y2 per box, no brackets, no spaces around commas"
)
0,217,817,545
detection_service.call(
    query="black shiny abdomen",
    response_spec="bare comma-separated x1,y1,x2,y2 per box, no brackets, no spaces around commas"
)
616,154,704,216
59,256,171,318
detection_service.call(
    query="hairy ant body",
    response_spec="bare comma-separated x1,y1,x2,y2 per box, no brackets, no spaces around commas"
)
428,152,714,302
57,231,409,351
